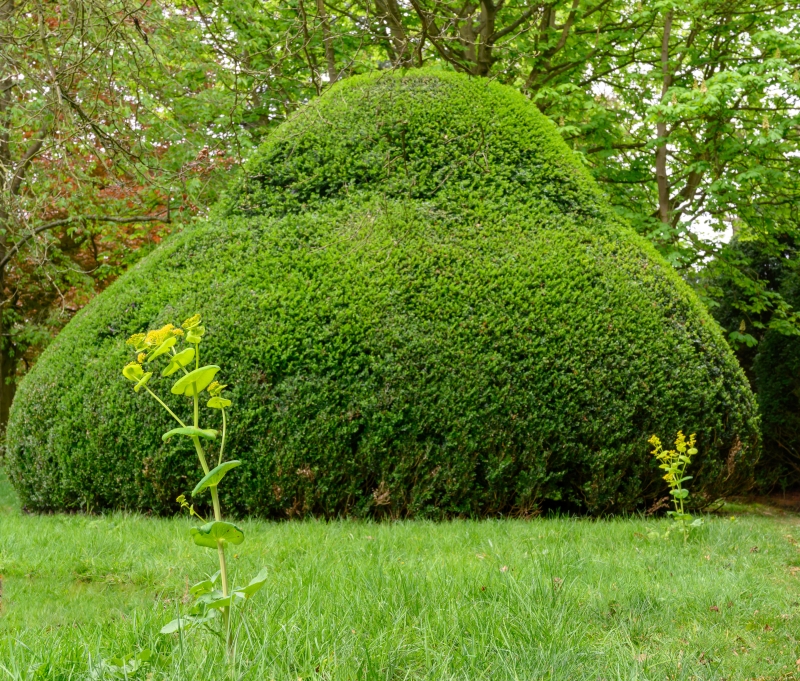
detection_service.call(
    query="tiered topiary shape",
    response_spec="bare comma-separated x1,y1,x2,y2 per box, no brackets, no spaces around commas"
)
5,69,759,516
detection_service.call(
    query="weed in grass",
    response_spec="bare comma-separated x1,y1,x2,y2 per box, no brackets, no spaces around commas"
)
650,431,704,543
123,314,267,658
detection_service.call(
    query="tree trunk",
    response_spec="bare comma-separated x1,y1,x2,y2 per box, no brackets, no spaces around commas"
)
0,1,12,434
315,0,337,83
655,9,673,225
375,0,412,66
0,281,16,433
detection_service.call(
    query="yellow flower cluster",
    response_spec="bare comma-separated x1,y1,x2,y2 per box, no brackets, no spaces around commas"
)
126,322,188,362
207,381,227,396
123,315,202,384
145,324,177,348
182,314,201,329
125,333,146,350
649,431,696,484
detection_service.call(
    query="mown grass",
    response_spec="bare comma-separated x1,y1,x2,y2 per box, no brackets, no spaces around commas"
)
1,467,799,680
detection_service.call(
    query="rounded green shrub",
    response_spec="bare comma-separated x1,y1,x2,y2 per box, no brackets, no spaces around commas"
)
5,69,759,516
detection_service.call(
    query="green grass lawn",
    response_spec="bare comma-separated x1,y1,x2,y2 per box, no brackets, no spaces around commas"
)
1,468,800,680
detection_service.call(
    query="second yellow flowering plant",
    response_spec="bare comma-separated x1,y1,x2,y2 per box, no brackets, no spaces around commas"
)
649,431,703,543
122,314,266,655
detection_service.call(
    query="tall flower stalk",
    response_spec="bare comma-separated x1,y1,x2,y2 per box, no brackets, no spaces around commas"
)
649,431,703,543
122,314,266,656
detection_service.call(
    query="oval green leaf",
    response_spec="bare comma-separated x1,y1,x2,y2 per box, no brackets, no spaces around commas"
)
186,326,206,344
189,570,220,597
171,365,220,396
192,461,241,497
160,610,217,635
162,426,218,442
146,336,176,362
207,396,232,409
190,521,245,549
162,347,195,377
234,567,268,598
134,372,153,393
204,593,234,610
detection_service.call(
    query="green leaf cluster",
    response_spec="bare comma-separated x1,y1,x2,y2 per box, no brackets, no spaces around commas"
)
160,569,268,635
705,235,800,489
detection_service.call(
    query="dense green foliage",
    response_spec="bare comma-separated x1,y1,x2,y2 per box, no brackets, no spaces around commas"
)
753,330,800,489
5,71,758,516
707,236,800,488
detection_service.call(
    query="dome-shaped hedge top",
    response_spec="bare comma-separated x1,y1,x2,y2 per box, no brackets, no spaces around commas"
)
6,69,759,517
227,69,602,219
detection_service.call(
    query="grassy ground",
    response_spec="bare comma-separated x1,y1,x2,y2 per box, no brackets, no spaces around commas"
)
1,468,800,680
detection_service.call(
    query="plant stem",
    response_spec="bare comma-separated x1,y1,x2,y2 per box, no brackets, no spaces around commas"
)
144,387,186,427
219,408,227,467
676,458,687,544
192,436,211,475
192,366,232,654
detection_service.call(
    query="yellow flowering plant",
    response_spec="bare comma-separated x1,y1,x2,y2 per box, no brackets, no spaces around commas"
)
122,314,266,654
649,431,704,543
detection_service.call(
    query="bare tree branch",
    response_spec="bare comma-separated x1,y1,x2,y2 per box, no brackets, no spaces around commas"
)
0,213,169,271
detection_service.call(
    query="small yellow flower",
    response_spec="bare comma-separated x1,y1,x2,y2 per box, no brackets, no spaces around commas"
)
207,381,227,396
126,333,147,350
182,314,201,329
137,352,146,364
145,323,175,347
122,362,144,382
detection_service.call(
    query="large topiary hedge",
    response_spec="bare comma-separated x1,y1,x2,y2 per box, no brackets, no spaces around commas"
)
5,69,759,517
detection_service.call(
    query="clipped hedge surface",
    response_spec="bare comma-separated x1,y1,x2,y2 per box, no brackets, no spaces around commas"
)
6,70,759,516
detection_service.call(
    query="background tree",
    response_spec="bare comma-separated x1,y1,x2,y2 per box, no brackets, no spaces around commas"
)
0,0,248,428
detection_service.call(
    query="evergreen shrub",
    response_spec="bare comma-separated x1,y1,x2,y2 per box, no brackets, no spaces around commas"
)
706,236,800,489
5,69,759,516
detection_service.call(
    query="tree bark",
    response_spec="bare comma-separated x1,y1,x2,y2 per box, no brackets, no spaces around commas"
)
475,1,497,77
0,0,14,434
655,9,673,225
315,0,338,83
375,0,412,66
0,280,16,431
